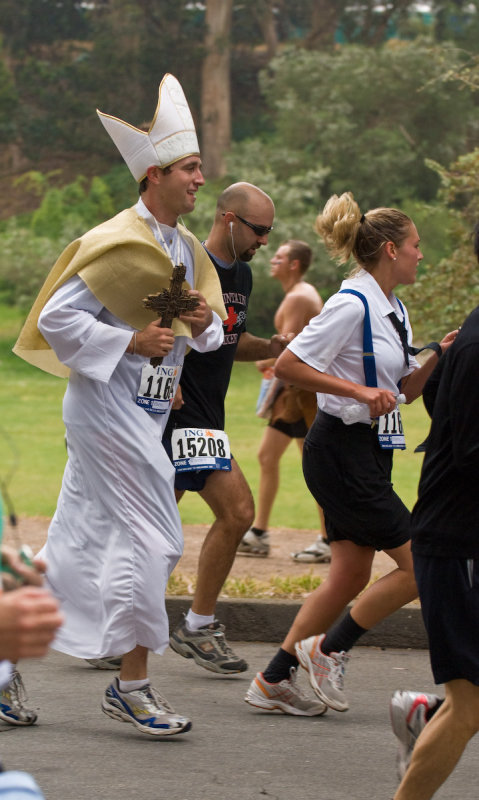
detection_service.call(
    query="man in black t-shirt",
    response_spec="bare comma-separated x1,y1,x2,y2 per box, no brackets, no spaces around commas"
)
164,183,290,674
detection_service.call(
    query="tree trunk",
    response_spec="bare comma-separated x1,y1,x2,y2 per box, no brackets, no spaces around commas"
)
252,0,279,61
201,0,233,179
304,0,345,49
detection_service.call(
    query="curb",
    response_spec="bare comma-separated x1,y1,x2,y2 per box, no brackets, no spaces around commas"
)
166,596,428,650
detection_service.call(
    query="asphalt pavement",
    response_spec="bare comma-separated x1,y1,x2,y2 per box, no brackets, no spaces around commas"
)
1,645,478,800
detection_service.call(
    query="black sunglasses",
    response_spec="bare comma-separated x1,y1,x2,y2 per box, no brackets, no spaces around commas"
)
223,213,273,238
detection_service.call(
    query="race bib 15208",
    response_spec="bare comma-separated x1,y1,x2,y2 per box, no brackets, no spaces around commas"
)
171,428,231,472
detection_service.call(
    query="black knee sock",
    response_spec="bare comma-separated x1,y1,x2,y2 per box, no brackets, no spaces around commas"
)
263,647,299,683
322,610,368,655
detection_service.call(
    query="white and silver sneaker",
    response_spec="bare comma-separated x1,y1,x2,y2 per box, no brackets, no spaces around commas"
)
295,634,349,711
102,678,191,736
85,657,122,670
291,536,331,563
0,670,37,726
245,668,327,716
169,618,248,674
237,529,270,557
390,690,442,779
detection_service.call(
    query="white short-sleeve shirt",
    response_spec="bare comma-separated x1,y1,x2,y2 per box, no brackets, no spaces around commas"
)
288,269,419,424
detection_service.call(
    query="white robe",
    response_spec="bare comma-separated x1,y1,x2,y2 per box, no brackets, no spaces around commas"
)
37,212,223,658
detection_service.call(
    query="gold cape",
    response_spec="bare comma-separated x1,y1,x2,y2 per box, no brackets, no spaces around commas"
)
13,206,227,378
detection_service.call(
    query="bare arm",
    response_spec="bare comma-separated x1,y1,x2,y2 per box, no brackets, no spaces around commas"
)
274,348,397,418
234,331,293,361
401,329,459,402
126,320,175,358
279,293,323,337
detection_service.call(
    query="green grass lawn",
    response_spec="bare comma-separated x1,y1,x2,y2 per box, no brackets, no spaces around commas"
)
0,305,429,525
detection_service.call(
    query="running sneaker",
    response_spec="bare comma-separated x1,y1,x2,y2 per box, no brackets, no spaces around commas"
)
101,678,191,736
169,618,248,674
291,537,331,563
390,690,442,779
244,668,327,716
295,634,349,711
0,670,37,726
237,529,270,557
85,657,122,670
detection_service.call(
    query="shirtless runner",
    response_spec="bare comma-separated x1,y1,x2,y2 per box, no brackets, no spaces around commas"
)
237,240,331,562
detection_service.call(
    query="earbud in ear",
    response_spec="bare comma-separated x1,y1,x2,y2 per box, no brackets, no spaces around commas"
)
229,221,233,232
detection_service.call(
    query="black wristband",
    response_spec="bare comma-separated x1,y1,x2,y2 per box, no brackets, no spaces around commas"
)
426,342,442,359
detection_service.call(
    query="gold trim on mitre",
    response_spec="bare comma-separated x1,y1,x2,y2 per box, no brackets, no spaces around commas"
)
97,74,199,182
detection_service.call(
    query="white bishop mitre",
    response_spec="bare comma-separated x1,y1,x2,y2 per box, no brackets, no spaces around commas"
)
96,73,199,182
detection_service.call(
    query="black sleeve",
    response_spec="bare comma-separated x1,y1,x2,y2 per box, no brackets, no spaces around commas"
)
422,354,447,418
449,342,479,471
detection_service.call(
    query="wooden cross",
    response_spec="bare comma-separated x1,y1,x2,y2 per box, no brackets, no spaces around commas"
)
142,263,199,367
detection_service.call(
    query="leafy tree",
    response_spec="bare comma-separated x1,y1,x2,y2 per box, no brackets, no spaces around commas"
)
0,171,119,308
0,220,71,307
246,40,478,208
402,148,479,341
0,0,89,54
432,0,479,46
0,37,17,145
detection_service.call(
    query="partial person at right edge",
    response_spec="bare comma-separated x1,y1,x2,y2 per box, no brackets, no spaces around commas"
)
237,240,331,564
392,222,479,800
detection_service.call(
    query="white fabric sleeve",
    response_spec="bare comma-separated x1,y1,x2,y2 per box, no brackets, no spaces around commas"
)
288,294,364,371
188,311,224,353
38,276,133,383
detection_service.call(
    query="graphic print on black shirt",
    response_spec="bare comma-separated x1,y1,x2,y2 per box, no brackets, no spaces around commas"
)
165,251,253,432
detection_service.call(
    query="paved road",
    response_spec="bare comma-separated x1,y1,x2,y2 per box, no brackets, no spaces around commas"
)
1,645,477,800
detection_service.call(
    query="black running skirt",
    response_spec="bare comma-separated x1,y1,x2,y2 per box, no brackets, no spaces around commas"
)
302,411,410,550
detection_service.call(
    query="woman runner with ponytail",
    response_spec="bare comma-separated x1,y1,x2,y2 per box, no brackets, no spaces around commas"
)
244,192,457,716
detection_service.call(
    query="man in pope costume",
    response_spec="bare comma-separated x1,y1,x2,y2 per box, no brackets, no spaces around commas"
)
13,74,226,737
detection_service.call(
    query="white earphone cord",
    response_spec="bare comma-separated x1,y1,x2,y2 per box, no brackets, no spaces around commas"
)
229,221,238,263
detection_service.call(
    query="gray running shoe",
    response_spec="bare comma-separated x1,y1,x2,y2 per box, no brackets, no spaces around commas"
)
390,690,442,779
0,670,37,726
169,618,248,674
101,678,191,736
291,537,331,563
295,634,349,712
85,657,122,670
245,668,327,716
237,529,270,557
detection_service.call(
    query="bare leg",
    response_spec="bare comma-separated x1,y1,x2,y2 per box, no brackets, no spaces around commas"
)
282,540,375,654
253,426,293,530
394,679,479,800
119,645,148,681
192,460,254,615
350,540,417,629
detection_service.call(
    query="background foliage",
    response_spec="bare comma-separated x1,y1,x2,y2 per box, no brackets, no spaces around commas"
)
0,2,478,336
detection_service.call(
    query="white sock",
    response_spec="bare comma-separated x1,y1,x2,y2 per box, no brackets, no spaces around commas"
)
185,610,215,631
118,678,150,693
